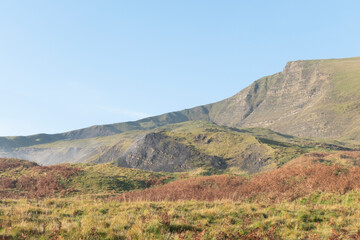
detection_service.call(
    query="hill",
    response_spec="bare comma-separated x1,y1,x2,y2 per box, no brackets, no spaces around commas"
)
1,57,360,168
0,158,174,198
2,150,360,200
0,121,354,173
2,57,360,144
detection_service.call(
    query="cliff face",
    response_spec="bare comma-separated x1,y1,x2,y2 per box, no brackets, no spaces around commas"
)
204,57,360,140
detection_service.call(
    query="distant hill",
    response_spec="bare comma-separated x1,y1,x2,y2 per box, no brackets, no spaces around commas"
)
1,57,360,169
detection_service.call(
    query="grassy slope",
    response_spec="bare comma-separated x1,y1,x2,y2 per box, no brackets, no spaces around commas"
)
2,151,360,239
322,57,360,143
158,121,275,171
0,158,175,198
155,121,352,172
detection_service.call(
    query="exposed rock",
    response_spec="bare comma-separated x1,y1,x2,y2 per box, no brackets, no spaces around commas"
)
116,133,226,172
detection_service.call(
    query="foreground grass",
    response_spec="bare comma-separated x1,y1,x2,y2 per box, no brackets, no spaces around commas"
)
2,192,360,239
3,155,360,239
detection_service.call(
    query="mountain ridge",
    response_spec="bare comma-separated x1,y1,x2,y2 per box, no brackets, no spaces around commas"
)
3,57,360,147
1,56,360,169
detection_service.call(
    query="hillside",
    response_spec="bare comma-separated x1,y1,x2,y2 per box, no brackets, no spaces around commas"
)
1,121,353,173
1,57,360,168
0,158,174,198
2,151,360,200
121,151,360,202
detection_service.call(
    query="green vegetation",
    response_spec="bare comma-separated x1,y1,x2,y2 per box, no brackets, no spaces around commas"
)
0,158,175,198
156,121,351,172
323,57,360,97
1,150,360,239
71,163,175,194
2,193,360,239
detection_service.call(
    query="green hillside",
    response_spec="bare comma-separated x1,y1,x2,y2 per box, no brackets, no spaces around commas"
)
1,120,354,173
1,57,360,167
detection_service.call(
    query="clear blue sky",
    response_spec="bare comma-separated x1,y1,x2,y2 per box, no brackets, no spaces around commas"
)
1,1,360,136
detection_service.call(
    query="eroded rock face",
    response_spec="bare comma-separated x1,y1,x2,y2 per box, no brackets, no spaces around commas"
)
239,144,272,174
116,133,226,172
243,61,330,126
207,60,333,137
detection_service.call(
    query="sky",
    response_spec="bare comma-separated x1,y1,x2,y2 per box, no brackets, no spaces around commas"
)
1,1,360,136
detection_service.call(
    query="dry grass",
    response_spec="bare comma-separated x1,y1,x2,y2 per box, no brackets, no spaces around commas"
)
0,164,81,198
2,195,360,239
120,162,360,202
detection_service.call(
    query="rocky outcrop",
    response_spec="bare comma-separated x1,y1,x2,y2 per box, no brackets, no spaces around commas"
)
116,133,226,172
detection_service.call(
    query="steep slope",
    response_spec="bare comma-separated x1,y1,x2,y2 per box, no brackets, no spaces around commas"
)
206,57,360,140
143,57,360,140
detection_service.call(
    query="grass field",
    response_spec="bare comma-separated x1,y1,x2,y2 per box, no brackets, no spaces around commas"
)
2,193,360,240
2,151,360,239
